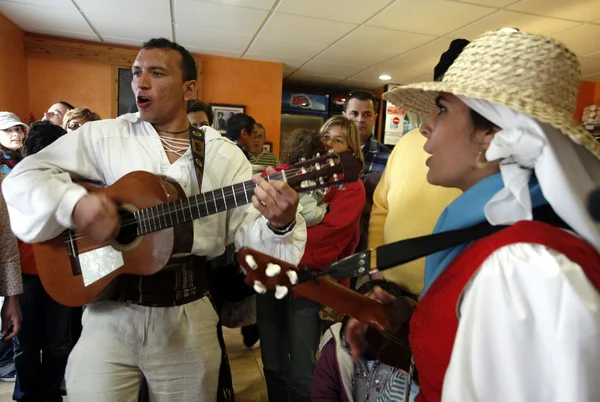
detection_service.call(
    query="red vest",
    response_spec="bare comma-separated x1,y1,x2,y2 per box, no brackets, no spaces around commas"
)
409,221,600,402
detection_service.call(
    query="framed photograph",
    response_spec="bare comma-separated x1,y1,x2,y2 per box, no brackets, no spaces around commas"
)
211,104,246,134
263,141,272,153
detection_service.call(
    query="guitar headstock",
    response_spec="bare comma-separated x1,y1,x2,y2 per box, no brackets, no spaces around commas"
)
280,150,362,194
237,247,307,300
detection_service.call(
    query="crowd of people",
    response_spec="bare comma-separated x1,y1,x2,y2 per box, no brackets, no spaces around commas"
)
0,28,599,402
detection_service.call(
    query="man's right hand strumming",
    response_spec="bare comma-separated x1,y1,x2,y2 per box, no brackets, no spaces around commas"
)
73,193,120,244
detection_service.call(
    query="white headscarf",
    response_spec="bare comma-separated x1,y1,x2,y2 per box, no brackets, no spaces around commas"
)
458,95,600,253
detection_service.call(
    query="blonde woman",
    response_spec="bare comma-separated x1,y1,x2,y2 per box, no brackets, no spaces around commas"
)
62,108,101,132
345,30,600,402
257,115,366,402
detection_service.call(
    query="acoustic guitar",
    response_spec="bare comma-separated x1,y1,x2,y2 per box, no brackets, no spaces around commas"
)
33,151,361,307
236,247,414,372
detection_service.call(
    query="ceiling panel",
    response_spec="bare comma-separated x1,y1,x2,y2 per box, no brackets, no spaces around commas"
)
0,1,93,33
243,53,306,69
76,0,170,24
0,0,74,10
336,78,383,90
22,26,100,42
187,0,277,10
92,19,173,41
349,67,420,84
447,0,520,7
276,0,392,24
447,10,581,40
284,72,344,85
370,38,453,80
247,36,329,59
579,57,600,76
184,45,243,58
316,26,435,65
175,0,269,34
260,13,356,44
177,26,252,52
401,73,432,84
298,60,367,77
509,0,600,22
367,0,496,36
552,24,600,57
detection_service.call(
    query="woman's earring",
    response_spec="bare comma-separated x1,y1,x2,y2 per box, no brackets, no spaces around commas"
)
476,149,495,169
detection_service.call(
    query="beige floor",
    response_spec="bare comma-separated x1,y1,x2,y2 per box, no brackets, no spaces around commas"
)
0,327,267,402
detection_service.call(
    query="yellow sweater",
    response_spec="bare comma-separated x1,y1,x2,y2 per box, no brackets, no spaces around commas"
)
368,129,462,295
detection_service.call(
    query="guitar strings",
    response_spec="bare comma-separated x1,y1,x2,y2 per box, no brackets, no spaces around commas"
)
67,165,338,242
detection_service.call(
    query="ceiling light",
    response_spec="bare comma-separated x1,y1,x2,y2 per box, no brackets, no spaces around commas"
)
499,27,519,33
379,74,392,81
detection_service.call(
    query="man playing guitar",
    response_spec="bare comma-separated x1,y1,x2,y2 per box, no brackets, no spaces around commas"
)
2,38,306,402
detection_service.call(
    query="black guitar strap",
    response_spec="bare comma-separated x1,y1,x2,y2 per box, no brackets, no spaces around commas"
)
189,125,205,188
326,204,570,282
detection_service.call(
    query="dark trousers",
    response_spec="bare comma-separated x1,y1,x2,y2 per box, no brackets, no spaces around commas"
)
12,274,73,402
256,293,321,402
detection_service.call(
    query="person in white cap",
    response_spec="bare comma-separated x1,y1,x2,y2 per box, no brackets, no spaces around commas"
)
0,112,27,174
346,30,600,402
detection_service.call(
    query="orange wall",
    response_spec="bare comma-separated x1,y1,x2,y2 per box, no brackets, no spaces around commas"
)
201,55,283,154
22,42,284,154
27,55,112,121
575,81,598,122
0,13,28,121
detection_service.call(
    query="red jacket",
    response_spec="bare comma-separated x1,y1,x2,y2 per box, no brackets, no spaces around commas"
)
300,180,365,287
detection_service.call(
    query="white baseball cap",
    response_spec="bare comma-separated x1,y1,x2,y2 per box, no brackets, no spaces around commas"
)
0,112,28,131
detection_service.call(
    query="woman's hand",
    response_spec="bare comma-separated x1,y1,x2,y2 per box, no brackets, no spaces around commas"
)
345,286,397,362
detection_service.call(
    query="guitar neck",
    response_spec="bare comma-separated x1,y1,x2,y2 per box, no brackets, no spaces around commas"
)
134,172,284,236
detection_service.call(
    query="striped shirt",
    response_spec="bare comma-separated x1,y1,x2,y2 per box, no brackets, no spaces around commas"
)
377,370,419,402
251,151,279,168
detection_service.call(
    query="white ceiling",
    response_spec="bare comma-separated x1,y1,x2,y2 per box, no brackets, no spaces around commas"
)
2,0,600,89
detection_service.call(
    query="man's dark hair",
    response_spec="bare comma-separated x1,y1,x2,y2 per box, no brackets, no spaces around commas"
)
58,101,75,110
142,38,197,82
23,121,67,156
225,113,255,141
187,100,214,126
343,89,379,112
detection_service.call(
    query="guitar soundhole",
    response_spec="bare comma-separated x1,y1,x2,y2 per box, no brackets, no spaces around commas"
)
115,210,139,246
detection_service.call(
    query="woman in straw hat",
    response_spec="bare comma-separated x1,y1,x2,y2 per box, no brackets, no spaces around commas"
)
346,30,600,402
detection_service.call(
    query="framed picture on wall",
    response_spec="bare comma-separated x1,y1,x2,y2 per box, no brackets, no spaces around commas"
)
211,104,246,134
263,141,273,153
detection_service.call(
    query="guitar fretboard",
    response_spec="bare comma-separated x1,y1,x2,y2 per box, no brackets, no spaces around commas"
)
132,173,281,236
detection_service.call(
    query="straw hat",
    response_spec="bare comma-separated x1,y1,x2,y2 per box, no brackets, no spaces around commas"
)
383,30,600,158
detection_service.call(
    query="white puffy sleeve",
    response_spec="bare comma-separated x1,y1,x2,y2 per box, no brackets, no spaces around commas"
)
223,153,307,266
442,243,600,402
2,124,104,243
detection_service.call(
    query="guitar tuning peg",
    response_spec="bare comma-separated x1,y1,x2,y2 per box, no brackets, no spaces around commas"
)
318,177,325,185
315,163,321,171
315,153,321,157
266,263,282,278
286,270,298,285
328,149,335,154
245,255,258,270
301,167,307,174
275,285,289,300
328,159,335,167
299,157,306,163
253,280,267,294
333,173,339,182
